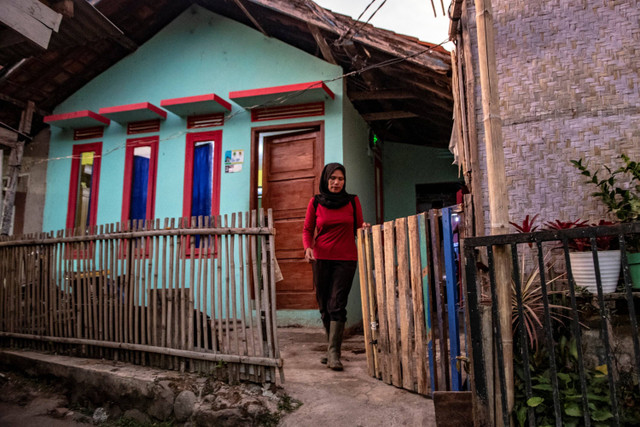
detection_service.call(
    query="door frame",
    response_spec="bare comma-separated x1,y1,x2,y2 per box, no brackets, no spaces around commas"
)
249,121,325,213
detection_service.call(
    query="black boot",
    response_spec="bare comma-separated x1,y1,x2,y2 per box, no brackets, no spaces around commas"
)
320,318,330,364
327,321,345,371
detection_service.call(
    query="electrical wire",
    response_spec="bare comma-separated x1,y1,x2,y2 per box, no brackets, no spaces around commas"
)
348,0,388,41
333,0,382,46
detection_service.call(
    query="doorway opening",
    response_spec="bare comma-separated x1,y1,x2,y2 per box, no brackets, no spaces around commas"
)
250,122,324,309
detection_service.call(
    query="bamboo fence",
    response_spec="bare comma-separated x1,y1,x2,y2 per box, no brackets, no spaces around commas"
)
356,207,468,397
0,209,282,384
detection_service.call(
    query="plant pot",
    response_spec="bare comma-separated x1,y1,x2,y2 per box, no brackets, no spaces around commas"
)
627,252,640,290
569,250,621,294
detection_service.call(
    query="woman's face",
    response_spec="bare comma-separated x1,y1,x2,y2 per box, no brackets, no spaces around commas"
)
328,169,345,193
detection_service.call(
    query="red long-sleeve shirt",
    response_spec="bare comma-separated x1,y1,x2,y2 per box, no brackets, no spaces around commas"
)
302,196,364,261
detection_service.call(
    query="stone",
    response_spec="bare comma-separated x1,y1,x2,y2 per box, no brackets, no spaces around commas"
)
147,381,175,420
193,407,247,427
92,407,109,424
245,402,267,418
51,407,69,418
123,408,151,424
174,390,197,422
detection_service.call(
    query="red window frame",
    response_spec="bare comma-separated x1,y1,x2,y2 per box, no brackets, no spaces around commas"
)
121,136,159,224
182,130,223,257
65,142,102,259
66,142,102,231
119,136,159,259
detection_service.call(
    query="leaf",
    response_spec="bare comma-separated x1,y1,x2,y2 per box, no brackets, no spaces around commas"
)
533,384,553,391
591,409,614,421
517,406,527,427
595,364,608,376
527,396,544,407
564,402,582,417
557,372,571,383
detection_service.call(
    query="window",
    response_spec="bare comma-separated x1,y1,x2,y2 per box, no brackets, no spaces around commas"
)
183,130,222,255
66,142,102,231
121,136,159,225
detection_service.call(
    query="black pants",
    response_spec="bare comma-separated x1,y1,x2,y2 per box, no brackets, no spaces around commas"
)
312,259,357,329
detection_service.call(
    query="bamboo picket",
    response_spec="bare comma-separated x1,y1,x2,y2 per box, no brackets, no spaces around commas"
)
357,207,467,396
0,210,282,384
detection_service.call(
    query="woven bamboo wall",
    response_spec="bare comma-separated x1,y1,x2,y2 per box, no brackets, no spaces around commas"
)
463,0,640,230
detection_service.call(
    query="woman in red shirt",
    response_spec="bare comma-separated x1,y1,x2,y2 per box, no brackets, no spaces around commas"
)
303,163,369,371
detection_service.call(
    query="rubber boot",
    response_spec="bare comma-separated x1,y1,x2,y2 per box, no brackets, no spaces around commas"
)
327,321,345,371
320,321,329,364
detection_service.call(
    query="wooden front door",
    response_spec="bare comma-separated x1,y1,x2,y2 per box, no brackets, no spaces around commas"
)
261,127,323,309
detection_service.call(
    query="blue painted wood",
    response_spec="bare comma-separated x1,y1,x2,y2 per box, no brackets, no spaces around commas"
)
418,212,437,394
442,207,462,391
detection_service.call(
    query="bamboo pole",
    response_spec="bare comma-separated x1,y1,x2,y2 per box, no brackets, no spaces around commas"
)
238,213,249,357
179,217,187,371
0,227,274,248
188,217,197,356
209,216,218,354
216,215,225,355
251,210,265,382
153,218,160,349
197,217,205,351
243,212,256,357
0,331,282,367
230,213,240,358
475,0,513,423
223,214,232,360
167,218,176,368
461,2,485,238
266,209,281,383
108,224,115,345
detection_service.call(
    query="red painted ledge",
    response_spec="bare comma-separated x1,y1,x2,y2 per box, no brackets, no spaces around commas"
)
44,110,110,128
99,102,167,124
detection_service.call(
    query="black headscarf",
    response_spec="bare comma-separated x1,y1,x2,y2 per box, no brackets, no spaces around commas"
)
315,162,353,209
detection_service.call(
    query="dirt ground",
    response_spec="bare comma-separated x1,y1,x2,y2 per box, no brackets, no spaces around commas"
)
0,370,92,426
0,327,437,426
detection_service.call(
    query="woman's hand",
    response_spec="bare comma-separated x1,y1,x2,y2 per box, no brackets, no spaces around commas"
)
361,222,371,229
304,247,315,263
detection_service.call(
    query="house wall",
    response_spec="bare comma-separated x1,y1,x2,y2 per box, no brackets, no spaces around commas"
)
462,0,640,228
42,5,380,327
383,142,461,220
43,5,345,231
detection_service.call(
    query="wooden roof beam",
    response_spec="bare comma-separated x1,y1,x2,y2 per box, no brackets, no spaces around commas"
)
348,89,417,101
361,111,419,121
0,0,62,50
307,23,337,65
232,0,269,38
74,0,137,52
246,0,450,73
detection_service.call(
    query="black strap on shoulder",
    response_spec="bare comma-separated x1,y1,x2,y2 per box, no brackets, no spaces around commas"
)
351,196,357,236
313,196,358,236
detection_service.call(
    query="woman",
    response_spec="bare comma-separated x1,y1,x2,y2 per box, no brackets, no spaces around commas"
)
302,163,369,371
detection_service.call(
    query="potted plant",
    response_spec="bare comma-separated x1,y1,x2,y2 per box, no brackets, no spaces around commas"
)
572,155,640,289
545,219,621,294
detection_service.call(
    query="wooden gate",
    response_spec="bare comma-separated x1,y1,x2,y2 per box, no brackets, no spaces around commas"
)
356,206,467,396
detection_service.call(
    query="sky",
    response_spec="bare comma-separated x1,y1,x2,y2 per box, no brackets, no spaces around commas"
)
313,0,452,48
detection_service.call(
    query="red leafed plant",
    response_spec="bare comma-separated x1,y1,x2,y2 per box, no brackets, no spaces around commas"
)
509,214,540,234
544,219,616,251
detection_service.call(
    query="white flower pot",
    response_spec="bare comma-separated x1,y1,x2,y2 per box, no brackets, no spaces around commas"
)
569,250,621,294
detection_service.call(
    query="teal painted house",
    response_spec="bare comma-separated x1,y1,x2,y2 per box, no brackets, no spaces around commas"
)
32,1,457,327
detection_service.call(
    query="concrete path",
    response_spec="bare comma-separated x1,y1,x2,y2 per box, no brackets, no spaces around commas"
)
277,327,436,427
